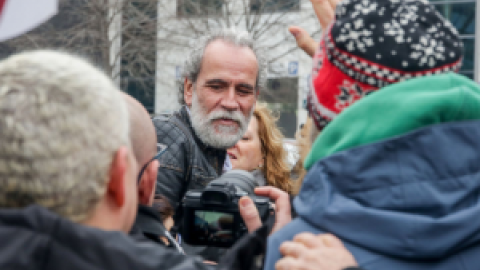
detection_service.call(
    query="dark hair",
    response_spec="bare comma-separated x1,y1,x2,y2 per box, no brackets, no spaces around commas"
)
152,195,174,222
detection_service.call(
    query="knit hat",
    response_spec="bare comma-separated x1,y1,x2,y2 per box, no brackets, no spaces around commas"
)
308,0,464,131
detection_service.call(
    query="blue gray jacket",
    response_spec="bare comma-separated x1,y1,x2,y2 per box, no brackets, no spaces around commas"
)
265,120,480,270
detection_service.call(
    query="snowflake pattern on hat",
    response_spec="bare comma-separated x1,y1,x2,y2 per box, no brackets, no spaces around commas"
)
410,36,446,67
330,0,463,74
307,0,464,131
337,19,374,53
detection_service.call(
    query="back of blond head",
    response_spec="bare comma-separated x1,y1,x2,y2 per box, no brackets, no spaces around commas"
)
0,50,129,222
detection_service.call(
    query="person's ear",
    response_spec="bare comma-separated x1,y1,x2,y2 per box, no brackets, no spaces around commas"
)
139,160,159,205
107,146,129,207
184,78,194,106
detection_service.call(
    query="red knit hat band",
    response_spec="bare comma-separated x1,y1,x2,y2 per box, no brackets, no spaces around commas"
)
309,45,378,130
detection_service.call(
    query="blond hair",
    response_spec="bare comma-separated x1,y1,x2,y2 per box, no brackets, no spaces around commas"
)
254,104,292,194
0,50,129,222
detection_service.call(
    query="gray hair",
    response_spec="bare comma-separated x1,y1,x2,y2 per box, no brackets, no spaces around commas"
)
178,28,268,105
0,50,129,222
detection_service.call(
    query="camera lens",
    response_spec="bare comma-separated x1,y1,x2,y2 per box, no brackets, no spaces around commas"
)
208,170,257,195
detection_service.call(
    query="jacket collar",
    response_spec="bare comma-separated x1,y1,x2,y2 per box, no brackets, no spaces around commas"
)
133,205,166,238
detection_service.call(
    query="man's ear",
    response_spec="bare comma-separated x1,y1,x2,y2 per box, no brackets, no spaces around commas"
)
184,78,194,106
107,146,129,207
255,88,260,99
139,160,158,206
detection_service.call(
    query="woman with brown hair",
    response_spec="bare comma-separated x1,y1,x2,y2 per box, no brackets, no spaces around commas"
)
227,103,292,194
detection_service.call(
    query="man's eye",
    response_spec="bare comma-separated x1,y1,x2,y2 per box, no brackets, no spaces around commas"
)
209,85,222,90
242,137,249,141
238,89,253,95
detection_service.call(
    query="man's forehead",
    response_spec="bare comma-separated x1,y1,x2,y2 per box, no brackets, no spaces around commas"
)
203,40,258,65
200,48,258,79
205,39,253,53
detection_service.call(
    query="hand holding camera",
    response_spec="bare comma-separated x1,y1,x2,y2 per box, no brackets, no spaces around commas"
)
182,170,271,247
181,170,291,248
239,186,292,235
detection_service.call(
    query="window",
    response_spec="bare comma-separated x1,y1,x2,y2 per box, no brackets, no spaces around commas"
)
121,77,156,114
121,1,156,113
250,0,300,13
430,0,476,79
177,0,223,17
260,77,299,138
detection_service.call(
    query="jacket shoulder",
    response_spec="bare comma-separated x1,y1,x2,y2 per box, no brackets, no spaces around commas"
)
152,113,194,171
152,113,191,144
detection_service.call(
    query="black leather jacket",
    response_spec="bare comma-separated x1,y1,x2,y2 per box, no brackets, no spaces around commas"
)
153,106,227,261
0,205,209,270
130,205,170,246
153,106,226,213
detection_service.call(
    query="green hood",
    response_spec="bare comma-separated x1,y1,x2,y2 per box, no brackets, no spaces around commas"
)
305,73,480,169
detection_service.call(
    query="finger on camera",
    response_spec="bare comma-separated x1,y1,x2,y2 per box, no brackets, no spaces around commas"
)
254,187,290,207
254,186,280,197
239,196,262,233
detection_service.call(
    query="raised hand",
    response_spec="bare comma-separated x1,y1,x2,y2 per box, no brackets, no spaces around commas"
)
289,0,341,57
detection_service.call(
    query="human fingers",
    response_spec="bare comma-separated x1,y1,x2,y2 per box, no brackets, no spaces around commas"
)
328,0,342,10
288,26,317,57
318,234,345,248
279,241,309,258
275,257,299,270
310,0,336,29
239,196,262,233
254,187,292,233
254,187,290,213
292,232,324,248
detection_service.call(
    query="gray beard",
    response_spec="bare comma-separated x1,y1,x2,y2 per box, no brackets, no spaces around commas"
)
190,91,253,149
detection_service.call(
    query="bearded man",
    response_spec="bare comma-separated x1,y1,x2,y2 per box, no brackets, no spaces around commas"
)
153,28,266,261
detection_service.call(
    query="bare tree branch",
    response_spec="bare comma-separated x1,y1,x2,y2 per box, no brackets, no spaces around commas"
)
1,0,317,107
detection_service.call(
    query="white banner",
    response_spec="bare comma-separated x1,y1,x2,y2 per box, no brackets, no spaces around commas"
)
0,0,58,42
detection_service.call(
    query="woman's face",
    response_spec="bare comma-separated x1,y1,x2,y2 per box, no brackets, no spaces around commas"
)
227,116,264,171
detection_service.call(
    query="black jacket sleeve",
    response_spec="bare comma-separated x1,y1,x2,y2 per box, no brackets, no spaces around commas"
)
153,116,192,211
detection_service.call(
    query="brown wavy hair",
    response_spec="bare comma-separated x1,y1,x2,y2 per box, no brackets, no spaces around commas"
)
254,103,292,194
292,118,317,195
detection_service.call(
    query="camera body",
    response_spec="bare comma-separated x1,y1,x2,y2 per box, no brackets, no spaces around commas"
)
182,170,270,248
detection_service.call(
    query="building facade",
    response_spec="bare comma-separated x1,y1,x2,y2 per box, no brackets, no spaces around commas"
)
154,0,318,137
430,0,477,80
151,0,479,138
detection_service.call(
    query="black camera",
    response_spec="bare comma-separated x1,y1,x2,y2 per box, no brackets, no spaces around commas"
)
182,170,271,248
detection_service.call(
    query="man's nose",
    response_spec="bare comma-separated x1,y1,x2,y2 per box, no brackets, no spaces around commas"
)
221,86,239,111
